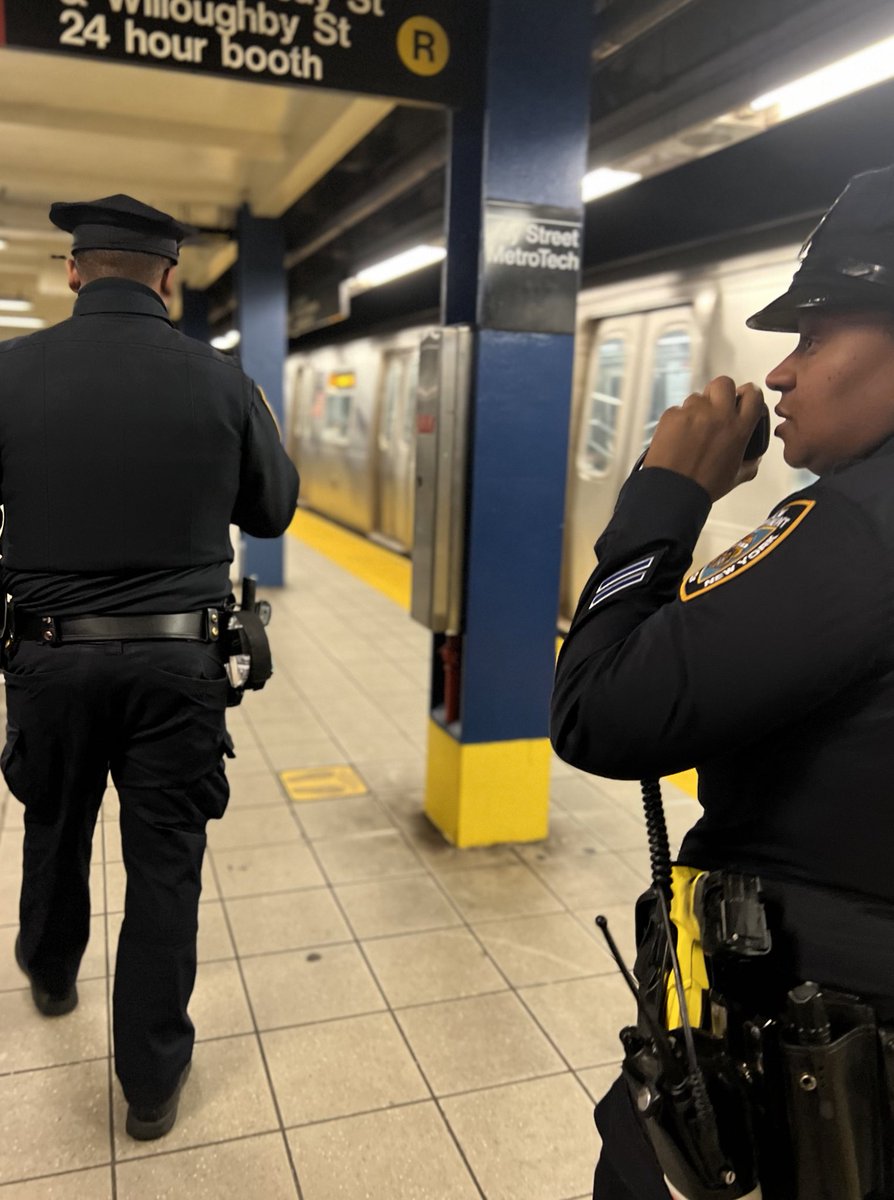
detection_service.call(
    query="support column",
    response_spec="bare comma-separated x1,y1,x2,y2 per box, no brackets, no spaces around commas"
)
424,0,592,846
179,286,211,343
236,205,288,587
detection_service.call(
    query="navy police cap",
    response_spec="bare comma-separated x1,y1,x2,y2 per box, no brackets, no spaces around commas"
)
49,194,192,263
748,164,894,332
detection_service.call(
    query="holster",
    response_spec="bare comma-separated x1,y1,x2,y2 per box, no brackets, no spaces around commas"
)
779,996,891,1200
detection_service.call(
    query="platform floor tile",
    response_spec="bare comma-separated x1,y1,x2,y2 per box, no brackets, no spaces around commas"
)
0,530,699,1198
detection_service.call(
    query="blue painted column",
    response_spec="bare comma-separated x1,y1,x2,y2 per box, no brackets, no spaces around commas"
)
425,0,592,845
236,205,288,587
179,286,211,342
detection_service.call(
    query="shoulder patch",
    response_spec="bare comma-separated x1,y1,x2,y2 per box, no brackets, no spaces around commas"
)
680,498,815,602
589,555,656,610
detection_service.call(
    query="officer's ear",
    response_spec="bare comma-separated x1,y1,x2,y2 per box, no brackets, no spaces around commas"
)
66,257,82,295
159,264,176,302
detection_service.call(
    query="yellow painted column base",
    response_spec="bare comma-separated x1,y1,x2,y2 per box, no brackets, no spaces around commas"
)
424,720,551,847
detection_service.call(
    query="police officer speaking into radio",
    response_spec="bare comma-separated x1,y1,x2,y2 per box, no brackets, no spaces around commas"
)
552,165,894,1199
0,195,298,1140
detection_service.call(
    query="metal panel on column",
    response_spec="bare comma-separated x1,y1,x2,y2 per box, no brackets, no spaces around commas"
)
424,0,591,846
236,205,288,587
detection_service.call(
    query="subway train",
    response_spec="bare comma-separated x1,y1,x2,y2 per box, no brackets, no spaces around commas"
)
284,235,814,623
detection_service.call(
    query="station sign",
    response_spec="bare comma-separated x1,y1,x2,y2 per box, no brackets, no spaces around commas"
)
480,200,583,335
0,0,477,107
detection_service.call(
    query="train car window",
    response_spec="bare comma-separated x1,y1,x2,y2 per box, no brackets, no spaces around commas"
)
641,327,692,450
581,336,626,474
380,356,405,449
324,386,353,440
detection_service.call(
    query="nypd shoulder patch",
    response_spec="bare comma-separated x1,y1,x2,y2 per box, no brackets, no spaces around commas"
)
680,498,815,602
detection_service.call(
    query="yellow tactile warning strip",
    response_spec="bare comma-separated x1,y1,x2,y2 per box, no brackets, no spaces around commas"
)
288,508,411,610
287,508,699,800
280,765,369,803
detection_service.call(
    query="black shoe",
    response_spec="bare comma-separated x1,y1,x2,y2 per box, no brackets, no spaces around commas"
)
126,1062,192,1142
14,935,78,1017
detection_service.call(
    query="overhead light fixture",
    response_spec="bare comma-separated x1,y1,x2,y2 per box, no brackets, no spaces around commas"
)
0,240,8,252
751,33,894,120
0,298,33,313
0,315,44,329
581,167,642,203
350,244,446,291
211,329,241,351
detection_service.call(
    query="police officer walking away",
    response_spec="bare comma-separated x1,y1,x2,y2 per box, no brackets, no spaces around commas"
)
552,165,894,1198
0,195,299,1140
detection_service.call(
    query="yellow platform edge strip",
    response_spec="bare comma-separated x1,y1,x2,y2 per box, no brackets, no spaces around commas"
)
288,508,411,611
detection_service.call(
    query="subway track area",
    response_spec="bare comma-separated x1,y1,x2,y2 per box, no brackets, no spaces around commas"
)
0,513,700,1199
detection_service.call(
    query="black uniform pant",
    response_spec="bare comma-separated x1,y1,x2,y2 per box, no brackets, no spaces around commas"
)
2,636,230,1108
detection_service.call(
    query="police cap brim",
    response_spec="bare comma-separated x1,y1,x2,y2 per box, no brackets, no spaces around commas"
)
746,277,894,332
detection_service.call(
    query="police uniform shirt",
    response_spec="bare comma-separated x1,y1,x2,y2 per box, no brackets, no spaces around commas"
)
0,277,299,614
550,442,894,906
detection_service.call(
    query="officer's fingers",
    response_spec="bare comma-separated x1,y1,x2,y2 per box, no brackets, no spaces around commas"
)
736,382,765,422
703,376,737,409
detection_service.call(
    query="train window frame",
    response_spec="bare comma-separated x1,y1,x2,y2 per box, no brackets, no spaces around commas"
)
639,322,696,454
378,351,412,451
576,324,631,479
322,385,354,444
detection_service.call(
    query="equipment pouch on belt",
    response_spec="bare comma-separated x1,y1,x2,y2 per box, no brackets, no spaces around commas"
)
224,576,273,707
780,989,888,1200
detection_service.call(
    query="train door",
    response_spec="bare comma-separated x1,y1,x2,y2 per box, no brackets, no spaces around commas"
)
562,306,699,619
285,364,312,468
374,349,416,550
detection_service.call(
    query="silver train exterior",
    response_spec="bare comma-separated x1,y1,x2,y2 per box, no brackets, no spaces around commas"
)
285,240,813,622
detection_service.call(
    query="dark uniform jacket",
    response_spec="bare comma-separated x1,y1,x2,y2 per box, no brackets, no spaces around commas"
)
551,439,894,918
0,277,299,615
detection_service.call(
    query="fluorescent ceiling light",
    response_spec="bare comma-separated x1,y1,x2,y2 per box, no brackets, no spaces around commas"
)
211,329,241,351
352,244,446,290
582,167,642,202
0,240,8,251
0,315,44,329
0,298,32,312
751,33,894,120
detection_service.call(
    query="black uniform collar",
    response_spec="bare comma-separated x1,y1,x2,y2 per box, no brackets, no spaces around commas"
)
73,277,172,324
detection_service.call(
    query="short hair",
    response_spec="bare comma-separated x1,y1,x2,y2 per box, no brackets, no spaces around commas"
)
73,248,171,287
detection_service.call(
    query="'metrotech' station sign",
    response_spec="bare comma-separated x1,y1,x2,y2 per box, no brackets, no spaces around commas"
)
0,0,474,106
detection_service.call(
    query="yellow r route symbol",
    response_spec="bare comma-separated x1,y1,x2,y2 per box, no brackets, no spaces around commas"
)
397,16,450,76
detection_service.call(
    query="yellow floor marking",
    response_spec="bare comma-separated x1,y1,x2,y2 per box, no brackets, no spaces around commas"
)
280,765,368,803
666,768,698,799
288,509,411,610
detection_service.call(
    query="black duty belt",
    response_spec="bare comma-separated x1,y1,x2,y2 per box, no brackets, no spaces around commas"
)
12,609,220,645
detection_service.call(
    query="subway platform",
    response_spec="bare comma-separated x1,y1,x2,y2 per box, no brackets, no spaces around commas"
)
0,514,701,1199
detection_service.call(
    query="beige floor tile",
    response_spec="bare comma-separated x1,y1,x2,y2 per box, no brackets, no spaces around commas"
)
0,1166,113,1199
242,943,385,1031
113,1035,279,1160
263,1012,429,1126
475,912,614,987
520,975,633,1069
573,903,636,967
223,743,270,775
524,852,646,910
227,888,350,957
288,1102,479,1200
350,759,424,792
116,1132,298,1199
0,978,109,1073
335,876,461,939
221,771,290,811
397,813,521,872
211,841,324,898
195,900,235,963
264,741,346,771
190,959,254,1041
295,795,394,840
0,916,107,991
363,927,504,1008
207,807,302,851
313,829,422,884
442,1073,599,1200
576,1062,620,1106
437,864,563,923
396,991,564,1096
0,1059,110,1184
